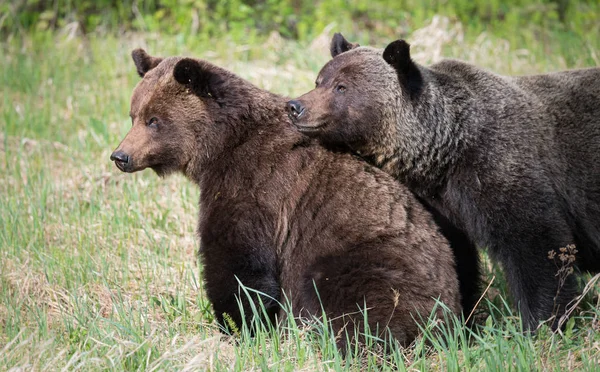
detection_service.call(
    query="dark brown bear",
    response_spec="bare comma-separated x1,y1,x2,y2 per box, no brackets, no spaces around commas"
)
110,49,461,349
287,33,600,330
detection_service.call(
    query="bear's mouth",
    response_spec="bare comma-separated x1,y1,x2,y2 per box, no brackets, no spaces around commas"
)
114,160,128,172
293,121,326,134
114,159,147,173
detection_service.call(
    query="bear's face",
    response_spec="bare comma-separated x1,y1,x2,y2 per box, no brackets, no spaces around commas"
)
111,50,234,178
287,34,422,158
288,48,398,154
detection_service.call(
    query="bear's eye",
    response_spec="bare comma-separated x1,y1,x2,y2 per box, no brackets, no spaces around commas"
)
335,84,347,93
147,117,159,129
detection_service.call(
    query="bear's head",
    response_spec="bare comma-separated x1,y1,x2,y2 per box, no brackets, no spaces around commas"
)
287,33,423,158
110,50,247,179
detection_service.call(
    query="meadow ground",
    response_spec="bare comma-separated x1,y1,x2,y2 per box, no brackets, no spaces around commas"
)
1,17,600,370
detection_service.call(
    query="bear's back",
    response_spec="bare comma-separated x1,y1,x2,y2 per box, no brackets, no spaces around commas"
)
515,67,600,127
272,142,462,331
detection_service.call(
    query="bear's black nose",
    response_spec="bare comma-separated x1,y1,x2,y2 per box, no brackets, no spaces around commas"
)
287,100,305,119
110,150,129,164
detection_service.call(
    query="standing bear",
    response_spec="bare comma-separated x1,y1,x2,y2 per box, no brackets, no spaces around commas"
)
288,33,600,330
110,49,462,348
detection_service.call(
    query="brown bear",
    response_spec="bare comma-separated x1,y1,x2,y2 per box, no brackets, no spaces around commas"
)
287,33,600,330
110,49,461,349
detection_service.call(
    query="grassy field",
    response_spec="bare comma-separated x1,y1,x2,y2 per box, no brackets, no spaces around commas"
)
1,16,600,370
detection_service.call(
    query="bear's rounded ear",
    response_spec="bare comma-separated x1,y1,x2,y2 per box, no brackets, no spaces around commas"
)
174,58,224,100
173,58,201,86
330,33,359,58
382,40,413,74
383,40,423,97
131,49,163,78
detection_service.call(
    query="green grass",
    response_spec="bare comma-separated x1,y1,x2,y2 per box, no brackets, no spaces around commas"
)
1,16,600,370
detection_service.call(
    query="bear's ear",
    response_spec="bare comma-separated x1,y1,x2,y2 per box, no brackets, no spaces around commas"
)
173,58,225,100
382,40,423,97
131,49,163,78
330,33,360,58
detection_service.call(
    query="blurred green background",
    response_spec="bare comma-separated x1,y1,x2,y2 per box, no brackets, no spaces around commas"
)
2,0,599,67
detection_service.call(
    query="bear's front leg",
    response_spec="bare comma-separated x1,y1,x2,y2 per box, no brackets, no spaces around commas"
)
493,226,579,331
200,241,281,334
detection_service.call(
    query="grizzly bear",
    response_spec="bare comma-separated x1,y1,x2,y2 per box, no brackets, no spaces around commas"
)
110,49,461,348
287,33,600,330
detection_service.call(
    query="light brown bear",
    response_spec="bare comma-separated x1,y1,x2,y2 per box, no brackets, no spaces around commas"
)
288,33,600,330
110,49,461,349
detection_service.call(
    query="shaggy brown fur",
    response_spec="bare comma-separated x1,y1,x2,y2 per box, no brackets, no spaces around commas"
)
110,49,461,348
288,33,600,330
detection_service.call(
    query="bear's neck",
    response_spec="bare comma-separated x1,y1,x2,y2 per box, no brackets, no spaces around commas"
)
376,67,480,196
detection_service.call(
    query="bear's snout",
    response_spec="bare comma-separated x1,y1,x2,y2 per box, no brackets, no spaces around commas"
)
286,100,305,120
110,150,131,172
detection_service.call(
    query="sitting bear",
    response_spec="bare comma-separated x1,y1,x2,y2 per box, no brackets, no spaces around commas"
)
110,49,461,348
287,33,600,330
